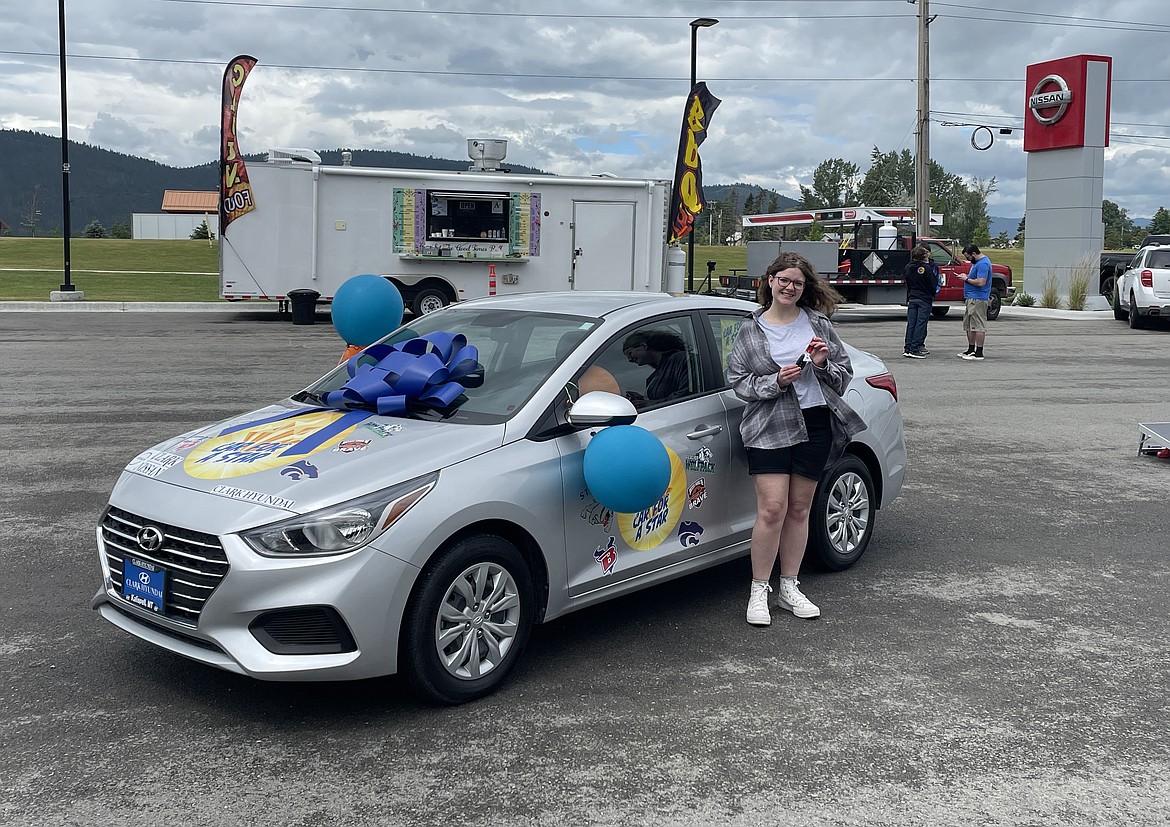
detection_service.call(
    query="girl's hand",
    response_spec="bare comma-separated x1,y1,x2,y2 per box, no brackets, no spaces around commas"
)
807,337,830,368
776,365,802,387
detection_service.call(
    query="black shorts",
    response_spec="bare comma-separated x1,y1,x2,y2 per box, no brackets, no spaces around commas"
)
745,406,833,481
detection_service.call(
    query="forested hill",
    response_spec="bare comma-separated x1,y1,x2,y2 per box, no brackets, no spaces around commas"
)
0,128,798,238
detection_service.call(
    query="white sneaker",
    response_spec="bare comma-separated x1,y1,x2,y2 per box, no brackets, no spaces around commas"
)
776,577,820,619
746,580,772,626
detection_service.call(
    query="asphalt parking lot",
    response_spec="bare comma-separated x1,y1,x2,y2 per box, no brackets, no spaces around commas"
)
1,306,1168,826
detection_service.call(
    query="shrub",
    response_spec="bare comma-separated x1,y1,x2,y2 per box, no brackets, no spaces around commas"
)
1040,272,1062,309
1013,291,1036,307
1067,269,1092,311
110,221,132,239
190,220,215,240
82,219,107,239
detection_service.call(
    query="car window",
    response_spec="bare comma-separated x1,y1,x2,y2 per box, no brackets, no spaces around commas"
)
928,243,953,266
707,312,749,386
1147,251,1170,269
300,307,599,423
579,316,704,410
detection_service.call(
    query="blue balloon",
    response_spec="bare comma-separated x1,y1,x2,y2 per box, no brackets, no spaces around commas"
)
583,425,671,514
331,274,404,346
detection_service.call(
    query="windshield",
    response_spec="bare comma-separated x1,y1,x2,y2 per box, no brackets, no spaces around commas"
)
297,306,600,424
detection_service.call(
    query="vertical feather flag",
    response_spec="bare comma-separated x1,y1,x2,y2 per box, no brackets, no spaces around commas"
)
219,55,258,233
668,82,721,244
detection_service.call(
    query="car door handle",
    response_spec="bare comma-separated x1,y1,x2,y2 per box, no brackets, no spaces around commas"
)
686,424,723,439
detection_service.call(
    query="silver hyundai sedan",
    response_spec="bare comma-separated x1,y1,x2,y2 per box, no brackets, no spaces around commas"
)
93,292,905,704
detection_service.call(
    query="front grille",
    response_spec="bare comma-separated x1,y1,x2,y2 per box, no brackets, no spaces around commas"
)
249,607,357,655
101,506,230,626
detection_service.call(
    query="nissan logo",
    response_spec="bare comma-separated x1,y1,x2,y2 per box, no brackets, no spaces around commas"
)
1029,74,1073,125
137,525,164,552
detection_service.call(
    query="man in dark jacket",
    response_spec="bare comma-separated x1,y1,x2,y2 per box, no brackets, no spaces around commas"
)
903,244,938,358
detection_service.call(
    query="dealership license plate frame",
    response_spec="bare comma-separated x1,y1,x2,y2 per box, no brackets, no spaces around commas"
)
122,556,167,614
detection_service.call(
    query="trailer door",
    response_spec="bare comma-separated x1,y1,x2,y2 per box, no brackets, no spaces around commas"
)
571,201,637,291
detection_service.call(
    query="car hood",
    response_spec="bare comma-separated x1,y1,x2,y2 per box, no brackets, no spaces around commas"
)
119,403,504,515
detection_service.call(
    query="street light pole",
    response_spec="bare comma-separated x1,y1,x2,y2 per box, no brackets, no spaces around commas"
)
58,0,74,292
688,17,718,293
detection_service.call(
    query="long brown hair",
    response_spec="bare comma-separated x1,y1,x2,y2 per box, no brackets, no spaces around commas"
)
756,251,843,315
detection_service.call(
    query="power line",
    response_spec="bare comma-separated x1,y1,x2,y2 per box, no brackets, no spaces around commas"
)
3,50,1167,87
157,0,912,20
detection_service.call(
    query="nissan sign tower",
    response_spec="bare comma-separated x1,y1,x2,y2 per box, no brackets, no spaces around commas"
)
1022,54,1113,306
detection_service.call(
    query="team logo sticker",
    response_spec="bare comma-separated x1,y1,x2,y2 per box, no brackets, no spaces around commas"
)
171,435,209,452
581,498,614,531
687,479,707,509
184,411,360,480
363,421,403,439
678,520,704,547
594,536,618,575
280,460,319,480
333,439,371,454
685,446,716,473
617,448,686,551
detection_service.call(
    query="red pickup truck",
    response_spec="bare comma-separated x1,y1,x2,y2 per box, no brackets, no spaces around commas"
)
919,238,1015,320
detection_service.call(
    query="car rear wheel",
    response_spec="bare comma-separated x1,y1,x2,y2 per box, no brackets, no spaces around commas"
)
400,534,534,705
809,455,875,571
930,306,950,319
1129,293,1146,329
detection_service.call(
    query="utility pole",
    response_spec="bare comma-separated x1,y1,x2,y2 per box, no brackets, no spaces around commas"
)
912,0,932,239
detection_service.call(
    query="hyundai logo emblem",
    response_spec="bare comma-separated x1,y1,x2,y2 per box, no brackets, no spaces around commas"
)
137,525,164,552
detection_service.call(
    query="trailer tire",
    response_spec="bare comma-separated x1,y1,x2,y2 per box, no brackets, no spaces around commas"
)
930,306,950,319
412,287,449,316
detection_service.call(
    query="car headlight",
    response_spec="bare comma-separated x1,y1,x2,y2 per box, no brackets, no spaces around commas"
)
241,472,438,557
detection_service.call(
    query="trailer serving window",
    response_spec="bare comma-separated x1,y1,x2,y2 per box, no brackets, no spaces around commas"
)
427,191,510,241
393,188,541,258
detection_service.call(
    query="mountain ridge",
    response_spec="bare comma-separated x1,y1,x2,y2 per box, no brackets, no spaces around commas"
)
0,129,799,237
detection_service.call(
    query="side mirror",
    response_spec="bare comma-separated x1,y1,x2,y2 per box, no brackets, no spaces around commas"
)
566,391,637,428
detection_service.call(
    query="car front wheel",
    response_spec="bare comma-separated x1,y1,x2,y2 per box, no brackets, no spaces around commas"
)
930,306,950,319
809,454,876,571
1114,283,1128,320
400,534,534,705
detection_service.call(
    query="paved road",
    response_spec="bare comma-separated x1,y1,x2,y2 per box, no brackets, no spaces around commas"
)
1,309,1168,826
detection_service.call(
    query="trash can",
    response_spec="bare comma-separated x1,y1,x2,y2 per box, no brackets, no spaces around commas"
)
288,289,320,325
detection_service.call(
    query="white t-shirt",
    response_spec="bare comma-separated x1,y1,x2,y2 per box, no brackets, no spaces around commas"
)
758,309,827,409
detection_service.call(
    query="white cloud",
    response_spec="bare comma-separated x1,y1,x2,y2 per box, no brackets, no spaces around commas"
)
2,0,1169,219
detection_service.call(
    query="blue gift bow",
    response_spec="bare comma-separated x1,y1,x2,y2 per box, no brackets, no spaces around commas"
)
324,331,480,416
214,332,481,458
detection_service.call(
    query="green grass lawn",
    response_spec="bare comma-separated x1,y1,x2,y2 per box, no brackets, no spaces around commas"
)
0,239,749,302
0,238,220,301
0,238,1028,301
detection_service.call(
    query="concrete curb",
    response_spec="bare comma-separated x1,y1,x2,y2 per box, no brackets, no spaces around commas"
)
0,301,332,314
0,300,1113,320
997,305,1114,321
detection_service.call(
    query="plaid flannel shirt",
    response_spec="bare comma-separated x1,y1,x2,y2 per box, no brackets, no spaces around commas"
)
727,307,866,452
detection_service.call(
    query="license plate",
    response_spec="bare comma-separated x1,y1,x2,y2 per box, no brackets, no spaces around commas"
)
123,557,167,613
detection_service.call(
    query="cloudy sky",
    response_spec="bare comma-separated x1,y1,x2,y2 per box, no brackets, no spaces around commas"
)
4,0,1169,220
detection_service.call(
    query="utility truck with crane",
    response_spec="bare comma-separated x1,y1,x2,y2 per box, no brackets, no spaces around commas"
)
724,207,1014,319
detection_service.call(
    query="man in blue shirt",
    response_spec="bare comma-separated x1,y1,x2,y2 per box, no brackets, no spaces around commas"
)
958,244,993,361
